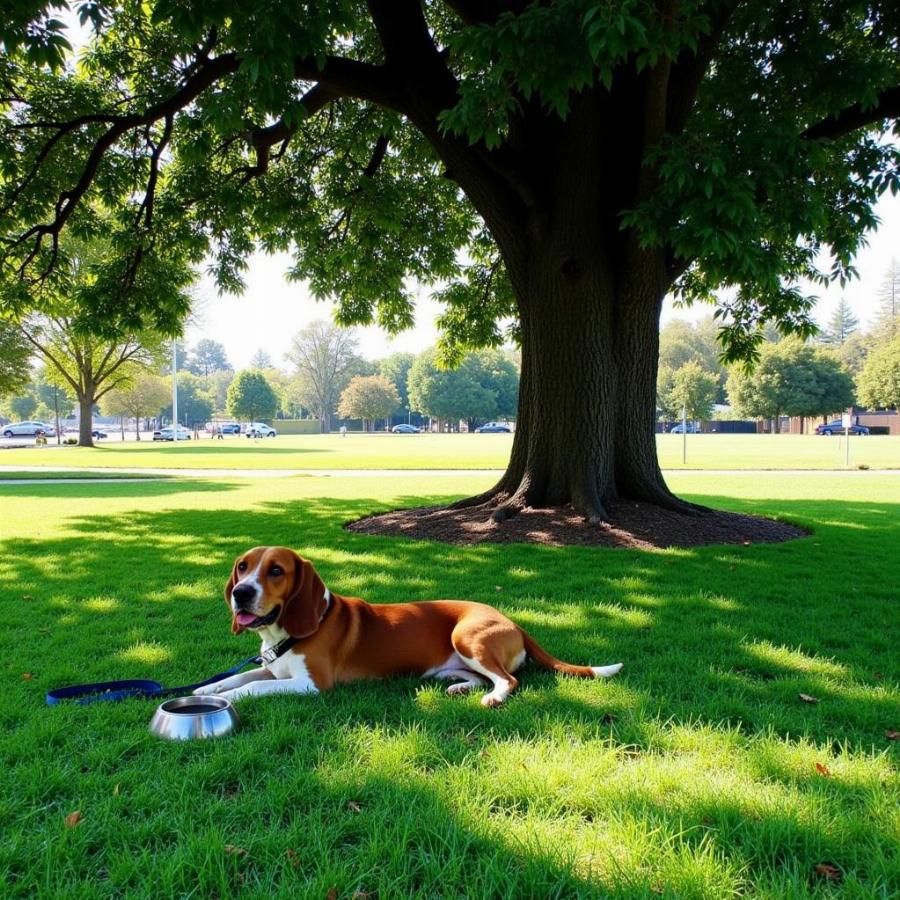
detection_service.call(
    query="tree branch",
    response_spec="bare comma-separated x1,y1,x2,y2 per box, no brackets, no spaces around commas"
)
232,84,335,184
7,52,242,282
802,86,900,140
438,0,505,26
666,0,740,135
17,325,81,394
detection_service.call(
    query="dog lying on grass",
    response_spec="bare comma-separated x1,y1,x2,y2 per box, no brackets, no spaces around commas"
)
197,546,622,706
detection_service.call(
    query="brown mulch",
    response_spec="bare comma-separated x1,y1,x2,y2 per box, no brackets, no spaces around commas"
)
345,501,809,550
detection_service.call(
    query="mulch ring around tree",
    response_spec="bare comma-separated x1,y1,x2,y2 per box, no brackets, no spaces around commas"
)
346,502,809,550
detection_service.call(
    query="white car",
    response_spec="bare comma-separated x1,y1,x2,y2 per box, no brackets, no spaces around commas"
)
152,425,193,441
2,421,57,437
245,422,277,438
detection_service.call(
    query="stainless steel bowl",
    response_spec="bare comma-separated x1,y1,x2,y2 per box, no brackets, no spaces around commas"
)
149,695,240,740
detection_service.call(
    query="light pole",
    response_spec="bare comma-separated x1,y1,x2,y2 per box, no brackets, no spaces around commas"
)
171,338,179,441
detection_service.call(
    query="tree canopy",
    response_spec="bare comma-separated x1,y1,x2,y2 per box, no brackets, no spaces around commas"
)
0,318,32,396
338,374,400,430
2,1,897,356
726,338,855,428
857,334,900,410
658,359,718,420
185,338,231,376
226,368,278,422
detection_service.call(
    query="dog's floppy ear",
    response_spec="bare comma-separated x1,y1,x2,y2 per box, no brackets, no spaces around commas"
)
280,551,328,639
224,558,244,635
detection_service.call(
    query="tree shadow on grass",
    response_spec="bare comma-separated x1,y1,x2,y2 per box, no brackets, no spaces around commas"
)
0,479,239,500
1,489,898,896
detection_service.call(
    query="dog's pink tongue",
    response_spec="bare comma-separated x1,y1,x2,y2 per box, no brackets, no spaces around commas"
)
235,611,257,626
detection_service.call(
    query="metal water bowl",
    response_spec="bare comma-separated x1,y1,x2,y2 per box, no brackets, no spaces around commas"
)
149,695,240,740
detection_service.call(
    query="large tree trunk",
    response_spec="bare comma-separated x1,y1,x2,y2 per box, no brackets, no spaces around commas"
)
453,240,693,523
77,390,95,448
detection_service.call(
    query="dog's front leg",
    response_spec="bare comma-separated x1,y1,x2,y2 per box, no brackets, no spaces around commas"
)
217,675,319,702
193,667,274,696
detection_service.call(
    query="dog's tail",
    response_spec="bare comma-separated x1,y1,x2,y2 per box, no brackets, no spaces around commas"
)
520,630,623,680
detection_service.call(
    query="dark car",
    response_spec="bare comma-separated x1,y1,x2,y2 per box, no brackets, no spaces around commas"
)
92,429,108,439
815,420,869,436
391,424,420,434
474,423,512,433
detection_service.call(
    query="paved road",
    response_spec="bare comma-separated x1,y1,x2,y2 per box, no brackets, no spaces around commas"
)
1,465,898,485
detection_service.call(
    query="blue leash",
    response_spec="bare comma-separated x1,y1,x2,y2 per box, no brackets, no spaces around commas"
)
45,653,261,706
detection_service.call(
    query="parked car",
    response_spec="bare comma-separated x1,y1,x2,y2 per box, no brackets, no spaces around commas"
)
474,422,512,433
2,421,57,437
815,421,869,436
669,423,700,434
245,422,277,438
220,423,241,434
152,425,192,441
91,429,108,439
391,424,420,434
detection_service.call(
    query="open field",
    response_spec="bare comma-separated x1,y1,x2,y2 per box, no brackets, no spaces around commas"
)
1,472,897,897
0,432,898,472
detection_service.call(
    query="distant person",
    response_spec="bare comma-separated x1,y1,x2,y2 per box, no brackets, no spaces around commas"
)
340,425,347,438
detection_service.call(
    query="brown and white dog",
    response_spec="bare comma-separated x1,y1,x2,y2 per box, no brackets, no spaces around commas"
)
196,547,622,707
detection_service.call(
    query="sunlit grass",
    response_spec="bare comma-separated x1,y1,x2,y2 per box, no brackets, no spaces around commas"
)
0,473,897,897
0,431,898,472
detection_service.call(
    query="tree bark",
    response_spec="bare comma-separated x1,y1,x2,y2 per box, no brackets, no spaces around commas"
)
77,389,95,448
452,235,695,523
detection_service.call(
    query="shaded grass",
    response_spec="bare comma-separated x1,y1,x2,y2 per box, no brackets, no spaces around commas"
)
0,432,898,472
0,473,897,898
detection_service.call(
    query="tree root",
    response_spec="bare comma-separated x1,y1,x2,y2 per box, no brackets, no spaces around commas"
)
447,484,510,511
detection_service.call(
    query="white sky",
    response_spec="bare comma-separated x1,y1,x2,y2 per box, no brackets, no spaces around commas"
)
187,190,900,369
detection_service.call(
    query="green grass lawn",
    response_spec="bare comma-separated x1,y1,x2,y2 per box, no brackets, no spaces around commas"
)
1,473,897,897
0,431,898,472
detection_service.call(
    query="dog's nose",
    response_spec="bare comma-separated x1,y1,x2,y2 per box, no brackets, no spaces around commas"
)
232,583,257,607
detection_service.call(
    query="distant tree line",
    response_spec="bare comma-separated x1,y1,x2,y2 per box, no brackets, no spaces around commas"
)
656,261,900,428
4,258,898,438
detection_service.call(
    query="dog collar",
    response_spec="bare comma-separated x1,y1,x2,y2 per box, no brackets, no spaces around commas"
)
258,589,332,665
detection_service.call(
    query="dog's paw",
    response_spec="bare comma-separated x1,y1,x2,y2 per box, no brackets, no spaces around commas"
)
446,682,474,696
480,693,506,708
194,683,222,696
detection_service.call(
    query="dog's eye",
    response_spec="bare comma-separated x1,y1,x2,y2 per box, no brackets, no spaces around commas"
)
237,561,247,572
269,566,283,577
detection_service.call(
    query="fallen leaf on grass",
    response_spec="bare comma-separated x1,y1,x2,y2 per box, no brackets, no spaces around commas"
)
352,892,372,899
112,784,120,797
285,849,300,869
814,763,832,777
21,673,33,680
224,845,247,857
326,888,338,900
64,811,82,828
346,800,362,813
494,586,503,592
886,730,899,741
813,863,842,882
798,693,819,704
